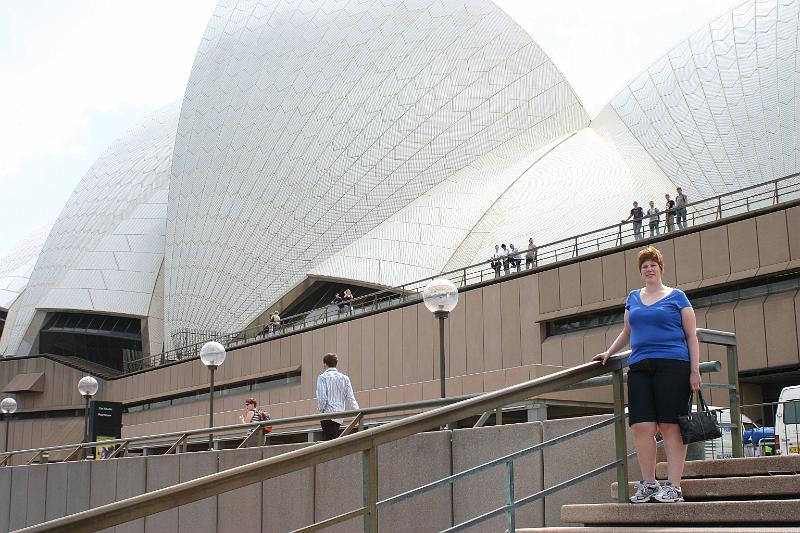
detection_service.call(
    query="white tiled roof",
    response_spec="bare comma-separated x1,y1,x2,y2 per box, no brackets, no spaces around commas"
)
0,103,179,355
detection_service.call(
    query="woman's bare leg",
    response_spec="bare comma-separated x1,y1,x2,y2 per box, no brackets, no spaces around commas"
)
658,423,687,485
632,422,659,482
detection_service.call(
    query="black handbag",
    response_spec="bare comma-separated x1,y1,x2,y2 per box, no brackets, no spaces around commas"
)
677,390,722,445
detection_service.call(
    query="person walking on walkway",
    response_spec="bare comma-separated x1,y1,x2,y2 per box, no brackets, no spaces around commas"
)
316,353,359,440
240,398,267,447
593,246,701,504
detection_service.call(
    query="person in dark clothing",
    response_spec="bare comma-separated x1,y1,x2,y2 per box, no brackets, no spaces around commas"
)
664,194,676,232
332,293,345,314
624,201,645,240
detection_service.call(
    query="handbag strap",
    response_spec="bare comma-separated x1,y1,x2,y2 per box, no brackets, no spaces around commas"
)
687,389,711,414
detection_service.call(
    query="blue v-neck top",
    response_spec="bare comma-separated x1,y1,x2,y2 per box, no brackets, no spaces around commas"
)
626,288,692,365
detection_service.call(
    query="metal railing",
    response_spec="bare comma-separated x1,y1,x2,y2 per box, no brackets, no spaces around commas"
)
15,329,739,533
0,395,472,467
0,357,727,467
121,173,798,373
739,399,800,457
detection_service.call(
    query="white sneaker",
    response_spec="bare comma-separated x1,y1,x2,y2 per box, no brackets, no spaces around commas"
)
654,481,683,503
629,480,661,503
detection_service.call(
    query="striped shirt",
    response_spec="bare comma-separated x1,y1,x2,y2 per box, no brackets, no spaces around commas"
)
316,368,359,424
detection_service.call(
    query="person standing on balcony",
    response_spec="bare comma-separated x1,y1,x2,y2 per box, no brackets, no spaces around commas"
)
664,194,675,232
675,187,688,229
525,237,537,269
343,288,354,314
508,244,522,272
593,245,701,504
646,201,660,237
623,201,644,240
269,310,281,333
500,243,510,275
490,244,502,278
316,353,359,440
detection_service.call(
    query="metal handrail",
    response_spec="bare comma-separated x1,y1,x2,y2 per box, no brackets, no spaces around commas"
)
0,358,725,462
16,328,740,533
18,359,624,533
0,394,474,462
120,172,797,373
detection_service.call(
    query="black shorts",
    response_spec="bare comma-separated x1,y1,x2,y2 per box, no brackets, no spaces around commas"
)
627,358,691,426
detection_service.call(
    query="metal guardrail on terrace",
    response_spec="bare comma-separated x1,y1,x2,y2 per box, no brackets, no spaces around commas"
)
15,329,740,533
125,172,799,373
0,359,727,467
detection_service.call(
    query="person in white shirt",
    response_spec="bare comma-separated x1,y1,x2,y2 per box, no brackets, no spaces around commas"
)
646,200,660,237
316,353,359,440
500,243,510,275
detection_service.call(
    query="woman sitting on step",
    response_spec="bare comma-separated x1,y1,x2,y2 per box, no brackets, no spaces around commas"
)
593,245,702,503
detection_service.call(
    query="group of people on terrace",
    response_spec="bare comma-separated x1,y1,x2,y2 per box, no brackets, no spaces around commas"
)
624,187,688,240
489,238,537,278
331,288,354,314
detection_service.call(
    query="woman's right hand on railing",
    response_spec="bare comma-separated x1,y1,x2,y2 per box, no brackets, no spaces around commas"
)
592,350,611,365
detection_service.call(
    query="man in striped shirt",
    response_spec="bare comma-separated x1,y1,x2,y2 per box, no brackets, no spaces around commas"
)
316,353,360,440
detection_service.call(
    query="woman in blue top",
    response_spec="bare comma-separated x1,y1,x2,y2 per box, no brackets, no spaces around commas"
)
594,246,701,503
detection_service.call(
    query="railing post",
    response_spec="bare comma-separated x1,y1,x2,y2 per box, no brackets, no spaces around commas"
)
363,445,378,532
462,269,466,288
617,224,622,246
573,237,578,257
612,366,629,503
716,197,722,219
505,459,516,533
774,180,779,204
727,344,743,458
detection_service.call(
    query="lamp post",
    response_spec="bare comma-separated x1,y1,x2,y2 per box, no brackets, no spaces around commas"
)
422,278,459,399
200,341,226,450
77,376,99,459
1,397,17,453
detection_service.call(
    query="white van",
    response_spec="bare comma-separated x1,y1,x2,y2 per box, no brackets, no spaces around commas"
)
776,385,800,455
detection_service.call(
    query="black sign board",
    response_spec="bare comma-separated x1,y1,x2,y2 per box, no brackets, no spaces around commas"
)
88,400,123,459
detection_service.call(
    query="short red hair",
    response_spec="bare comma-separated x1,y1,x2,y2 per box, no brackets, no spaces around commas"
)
637,245,664,272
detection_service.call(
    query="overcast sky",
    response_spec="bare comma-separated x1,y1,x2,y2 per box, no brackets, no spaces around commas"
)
0,0,738,258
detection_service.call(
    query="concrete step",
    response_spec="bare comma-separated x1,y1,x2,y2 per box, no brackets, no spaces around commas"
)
656,454,800,479
611,474,800,500
517,526,800,533
561,499,800,525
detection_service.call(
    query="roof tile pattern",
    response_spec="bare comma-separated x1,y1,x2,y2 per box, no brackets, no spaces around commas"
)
165,0,588,339
0,104,179,355
611,0,800,197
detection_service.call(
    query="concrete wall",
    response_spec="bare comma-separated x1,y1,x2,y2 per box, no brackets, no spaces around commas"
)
0,417,651,532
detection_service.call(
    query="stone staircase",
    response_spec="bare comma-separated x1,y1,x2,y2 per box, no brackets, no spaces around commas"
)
520,455,800,532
